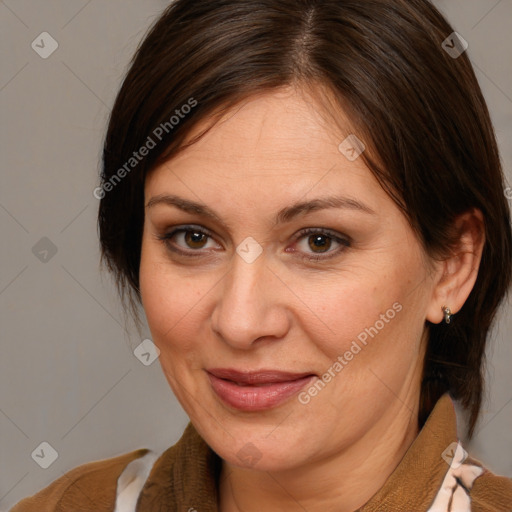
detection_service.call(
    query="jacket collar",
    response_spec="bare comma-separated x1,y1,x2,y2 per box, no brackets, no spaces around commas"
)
137,394,458,511
359,393,458,510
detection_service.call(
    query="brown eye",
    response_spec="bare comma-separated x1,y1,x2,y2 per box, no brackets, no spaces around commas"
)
157,225,221,256
308,234,332,253
292,228,351,261
184,230,209,249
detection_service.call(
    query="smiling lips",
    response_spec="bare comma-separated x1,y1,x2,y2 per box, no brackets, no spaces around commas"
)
206,368,316,411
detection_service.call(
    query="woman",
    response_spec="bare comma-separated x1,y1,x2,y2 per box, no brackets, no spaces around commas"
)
12,0,512,510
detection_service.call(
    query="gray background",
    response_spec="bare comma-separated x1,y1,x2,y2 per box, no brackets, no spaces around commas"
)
0,1,511,509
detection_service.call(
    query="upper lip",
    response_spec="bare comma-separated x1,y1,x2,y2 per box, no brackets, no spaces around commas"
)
206,368,315,385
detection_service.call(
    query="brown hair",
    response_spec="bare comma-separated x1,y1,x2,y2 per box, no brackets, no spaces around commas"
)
98,0,512,436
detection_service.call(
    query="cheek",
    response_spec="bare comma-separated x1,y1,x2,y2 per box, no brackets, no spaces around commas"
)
139,243,209,351
296,249,427,376
293,269,406,355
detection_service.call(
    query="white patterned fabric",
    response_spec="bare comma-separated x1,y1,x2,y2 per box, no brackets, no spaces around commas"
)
114,450,159,512
427,442,484,512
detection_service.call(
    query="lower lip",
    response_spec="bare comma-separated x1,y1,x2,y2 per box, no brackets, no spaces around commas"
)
207,373,315,411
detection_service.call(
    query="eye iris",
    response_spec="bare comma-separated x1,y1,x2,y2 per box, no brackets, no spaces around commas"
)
185,231,207,248
308,234,332,253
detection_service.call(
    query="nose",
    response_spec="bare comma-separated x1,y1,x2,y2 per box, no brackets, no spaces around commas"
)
210,252,291,350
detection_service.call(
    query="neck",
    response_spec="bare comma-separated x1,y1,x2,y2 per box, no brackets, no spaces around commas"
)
219,393,420,512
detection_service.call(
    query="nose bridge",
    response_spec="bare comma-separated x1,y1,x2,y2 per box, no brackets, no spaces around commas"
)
211,252,288,348
226,256,263,307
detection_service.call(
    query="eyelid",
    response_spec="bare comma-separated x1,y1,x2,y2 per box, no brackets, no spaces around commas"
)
289,227,351,261
293,227,351,244
156,224,351,261
156,224,222,256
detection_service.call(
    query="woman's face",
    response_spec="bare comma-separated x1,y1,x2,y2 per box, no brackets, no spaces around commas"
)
139,86,439,471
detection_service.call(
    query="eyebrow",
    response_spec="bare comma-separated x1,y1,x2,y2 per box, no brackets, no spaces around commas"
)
275,196,376,224
146,194,224,223
146,194,376,225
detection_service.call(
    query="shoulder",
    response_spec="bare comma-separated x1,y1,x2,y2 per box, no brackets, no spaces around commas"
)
469,463,512,512
10,448,154,512
10,422,219,512
428,442,512,512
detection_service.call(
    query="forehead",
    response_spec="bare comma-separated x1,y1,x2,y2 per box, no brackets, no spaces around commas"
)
145,87,387,213
182,87,346,163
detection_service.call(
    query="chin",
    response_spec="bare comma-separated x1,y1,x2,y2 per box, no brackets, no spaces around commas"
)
204,423,309,472
224,444,301,472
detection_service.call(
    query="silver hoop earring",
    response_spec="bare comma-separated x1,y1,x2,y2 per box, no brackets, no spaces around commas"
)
442,306,452,324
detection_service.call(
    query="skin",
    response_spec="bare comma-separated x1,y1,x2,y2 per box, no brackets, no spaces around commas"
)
139,85,485,512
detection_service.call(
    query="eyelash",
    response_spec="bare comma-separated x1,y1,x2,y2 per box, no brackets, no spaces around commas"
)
156,224,351,262
292,227,351,261
156,225,218,259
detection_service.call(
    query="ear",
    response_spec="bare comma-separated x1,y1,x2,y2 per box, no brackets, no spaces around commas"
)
426,209,486,324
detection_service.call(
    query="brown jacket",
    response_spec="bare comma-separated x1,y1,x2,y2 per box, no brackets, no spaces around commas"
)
10,394,512,511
